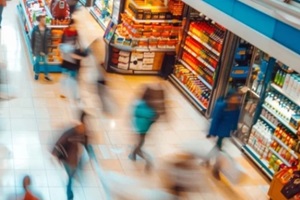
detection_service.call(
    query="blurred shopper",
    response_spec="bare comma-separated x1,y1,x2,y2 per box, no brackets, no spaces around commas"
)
59,19,81,101
161,153,201,199
0,0,6,28
51,111,90,200
129,83,166,170
67,0,78,15
23,175,41,200
31,14,51,81
203,90,241,178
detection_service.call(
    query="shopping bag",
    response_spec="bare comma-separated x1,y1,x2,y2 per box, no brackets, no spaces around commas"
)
216,151,245,184
281,171,300,199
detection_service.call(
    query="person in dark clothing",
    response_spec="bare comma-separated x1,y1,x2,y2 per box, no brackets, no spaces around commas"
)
128,83,166,170
31,14,51,81
203,90,241,179
52,111,89,200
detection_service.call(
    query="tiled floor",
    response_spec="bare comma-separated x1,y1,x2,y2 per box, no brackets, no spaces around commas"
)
0,1,271,199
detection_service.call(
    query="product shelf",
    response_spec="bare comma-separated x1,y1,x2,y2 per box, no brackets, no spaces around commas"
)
269,147,291,167
89,7,108,30
129,0,167,10
110,43,175,52
262,104,297,134
270,83,300,107
187,31,220,57
260,115,277,129
110,65,159,75
243,144,274,179
95,1,112,14
271,135,298,159
179,59,212,90
169,74,207,111
124,9,181,24
183,45,215,72
20,0,33,32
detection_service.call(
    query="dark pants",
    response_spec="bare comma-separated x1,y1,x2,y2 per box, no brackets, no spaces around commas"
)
131,134,151,165
0,6,4,25
216,137,224,150
63,163,77,200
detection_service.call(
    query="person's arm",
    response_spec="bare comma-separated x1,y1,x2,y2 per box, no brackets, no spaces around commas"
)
31,27,36,54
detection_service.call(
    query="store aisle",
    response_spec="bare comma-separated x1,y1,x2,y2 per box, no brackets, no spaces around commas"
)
0,1,270,199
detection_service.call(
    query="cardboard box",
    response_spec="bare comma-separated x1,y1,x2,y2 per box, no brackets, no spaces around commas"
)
118,63,129,70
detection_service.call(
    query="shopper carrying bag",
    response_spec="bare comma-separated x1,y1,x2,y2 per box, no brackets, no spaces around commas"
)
0,0,6,28
31,14,52,81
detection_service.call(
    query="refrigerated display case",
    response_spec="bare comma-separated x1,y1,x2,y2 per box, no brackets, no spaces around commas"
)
169,7,228,114
89,0,123,30
235,53,300,180
17,0,68,72
103,0,184,75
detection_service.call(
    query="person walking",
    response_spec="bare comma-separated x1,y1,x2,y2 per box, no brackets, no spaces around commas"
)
52,111,90,200
0,0,6,28
31,14,51,81
203,90,241,178
128,83,166,170
59,19,82,101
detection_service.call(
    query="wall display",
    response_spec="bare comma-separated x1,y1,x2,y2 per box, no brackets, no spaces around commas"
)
170,7,226,112
17,0,69,72
89,0,113,29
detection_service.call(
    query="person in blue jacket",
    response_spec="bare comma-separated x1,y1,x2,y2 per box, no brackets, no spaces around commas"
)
206,90,241,150
129,84,166,170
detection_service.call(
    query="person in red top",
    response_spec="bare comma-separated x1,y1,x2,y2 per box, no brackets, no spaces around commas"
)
23,175,41,200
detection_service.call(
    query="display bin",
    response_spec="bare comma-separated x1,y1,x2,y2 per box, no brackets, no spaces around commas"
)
268,169,297,200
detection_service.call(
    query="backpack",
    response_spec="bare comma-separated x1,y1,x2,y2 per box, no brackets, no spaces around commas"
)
51,0,70,19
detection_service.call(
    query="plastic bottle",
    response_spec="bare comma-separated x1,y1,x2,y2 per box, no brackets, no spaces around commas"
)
282,73,291,91
274,70,280,85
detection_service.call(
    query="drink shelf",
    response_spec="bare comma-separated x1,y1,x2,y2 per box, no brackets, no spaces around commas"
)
89,8,108,30
187,31,220,57
271,135,298,159
178,59,213,90
243,144,274,179
125,9,181,23
169,74,207,110
20,0,33,32
95,2,112,14
260,115,277,129
270,83,300,107
182,45,215,72
262,104,297,134
269,147,291,167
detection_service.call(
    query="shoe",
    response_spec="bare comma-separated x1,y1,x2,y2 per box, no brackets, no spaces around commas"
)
206,134,212,138
34,74,39,80
45,76,52,81
67,189,74,200
128,154,136,161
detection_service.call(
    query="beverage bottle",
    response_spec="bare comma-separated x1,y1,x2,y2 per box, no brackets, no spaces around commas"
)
274,70,280,85
282,73,291,91
280,72,286,87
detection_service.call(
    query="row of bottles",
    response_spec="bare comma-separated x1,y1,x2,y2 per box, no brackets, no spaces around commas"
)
274,69,300,102
264,91,300,122
248,120,272,158
174,65,210,108
273,125,297,150
261,108,280,127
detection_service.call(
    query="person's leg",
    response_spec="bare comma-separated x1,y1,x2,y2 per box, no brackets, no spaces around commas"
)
33,56,41,80
43,56,51,81
63,163,76,199
129,134,146,161
216,137,224,150
0,6,3,26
